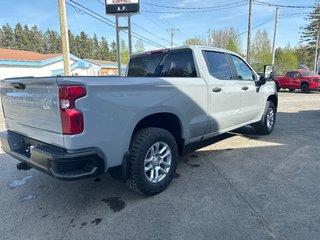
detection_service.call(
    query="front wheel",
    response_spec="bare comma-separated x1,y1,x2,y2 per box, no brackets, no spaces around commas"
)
127,127,178,195
301,83,309,93
275,82,280,92
253,101,276,135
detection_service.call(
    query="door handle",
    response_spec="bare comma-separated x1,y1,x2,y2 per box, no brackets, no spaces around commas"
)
242,86,249,91
212,87,222,93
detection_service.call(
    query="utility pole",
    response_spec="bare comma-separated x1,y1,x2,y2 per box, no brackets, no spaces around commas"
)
314,1,320,72
272,7,279,65
247,0,253,63
58,0,71,76
314,27,319,72
168,28,178,48
208,28,211,46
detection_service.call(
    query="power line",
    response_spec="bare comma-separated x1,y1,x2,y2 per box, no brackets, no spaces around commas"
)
66,1,167,48
253,0,315,9
142,1,247,10
142,2,248,14
142,5,188,42
77,0,173,47
128,19,173,45
239,17,275,36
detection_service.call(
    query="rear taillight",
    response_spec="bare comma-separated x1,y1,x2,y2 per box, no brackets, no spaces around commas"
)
59,86,86,135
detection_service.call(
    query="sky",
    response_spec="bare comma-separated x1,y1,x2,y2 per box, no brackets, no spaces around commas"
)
0,0,316,53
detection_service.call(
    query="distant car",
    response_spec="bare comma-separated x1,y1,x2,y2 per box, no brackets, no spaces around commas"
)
275,70,320,93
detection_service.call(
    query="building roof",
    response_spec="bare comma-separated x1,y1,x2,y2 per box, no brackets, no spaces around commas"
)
85,59,126,68
0,48,61,62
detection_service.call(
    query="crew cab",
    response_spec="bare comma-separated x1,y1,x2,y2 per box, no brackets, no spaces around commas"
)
275,69,320,93
0,46,278,195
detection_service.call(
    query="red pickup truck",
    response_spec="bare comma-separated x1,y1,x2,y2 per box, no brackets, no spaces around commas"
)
275,70,320,93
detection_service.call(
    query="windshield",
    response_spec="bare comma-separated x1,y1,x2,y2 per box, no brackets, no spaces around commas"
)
302,71,319,76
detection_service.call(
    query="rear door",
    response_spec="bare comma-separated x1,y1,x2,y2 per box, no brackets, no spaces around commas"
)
202,50,243,133
1,77,64,146
285,71,298,88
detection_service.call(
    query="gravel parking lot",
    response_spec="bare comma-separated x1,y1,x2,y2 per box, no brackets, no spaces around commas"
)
0,91,319,240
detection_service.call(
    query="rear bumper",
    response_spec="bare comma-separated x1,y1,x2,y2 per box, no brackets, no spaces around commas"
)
0,131,105,180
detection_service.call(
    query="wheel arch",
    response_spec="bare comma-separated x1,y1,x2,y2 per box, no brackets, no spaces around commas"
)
132,112,184,155
267,94,278,109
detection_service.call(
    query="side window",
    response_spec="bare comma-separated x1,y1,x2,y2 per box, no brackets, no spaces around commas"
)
286,71,298,78
203,51,232,80
160,50,197,77
230,55,254,80
127,53,165,77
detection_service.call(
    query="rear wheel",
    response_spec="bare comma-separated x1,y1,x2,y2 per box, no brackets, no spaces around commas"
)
253,101,276,135
301,83,309,93
127,127,178,195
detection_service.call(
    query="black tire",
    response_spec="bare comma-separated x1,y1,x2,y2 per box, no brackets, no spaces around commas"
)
289,89,295,92
301,83,309,93
127,127,178,196
253,101,276,135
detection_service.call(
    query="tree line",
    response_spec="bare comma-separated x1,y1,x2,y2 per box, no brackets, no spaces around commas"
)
0,23,145,63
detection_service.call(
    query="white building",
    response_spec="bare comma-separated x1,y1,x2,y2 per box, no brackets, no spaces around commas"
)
0,48,100,79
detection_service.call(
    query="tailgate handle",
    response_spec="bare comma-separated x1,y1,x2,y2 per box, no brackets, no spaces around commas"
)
11,83,26,90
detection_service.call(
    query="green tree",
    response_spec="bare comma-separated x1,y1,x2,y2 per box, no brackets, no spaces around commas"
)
77,31,94,59
28,26,44,53
92,34,101,59
1,23,15,49
68,30,78,56
183,37,207,46
100,36,110,60
226,39,239,53
275,44,298,75
120,39,129,64
294,45,313,69
250,30,272,72
210,27,242,54
300,6,320,71
44,30,61,53
134,39,145,53
14,23,28,50
109,40,117,62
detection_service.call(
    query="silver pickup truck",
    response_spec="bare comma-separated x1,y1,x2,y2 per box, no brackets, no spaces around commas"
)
0,46,277,195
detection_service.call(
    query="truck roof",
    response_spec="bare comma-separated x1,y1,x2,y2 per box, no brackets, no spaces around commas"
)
131,45,243,58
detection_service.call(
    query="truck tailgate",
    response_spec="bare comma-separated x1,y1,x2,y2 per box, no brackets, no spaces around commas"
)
1,77,64,147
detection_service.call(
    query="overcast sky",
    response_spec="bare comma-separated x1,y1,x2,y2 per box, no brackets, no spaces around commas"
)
0,0,316,52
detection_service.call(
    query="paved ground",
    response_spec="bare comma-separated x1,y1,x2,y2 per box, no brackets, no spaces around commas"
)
0,91,319,240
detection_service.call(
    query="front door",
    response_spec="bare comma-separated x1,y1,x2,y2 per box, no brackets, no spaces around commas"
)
203,51,244,134
228,54,263,123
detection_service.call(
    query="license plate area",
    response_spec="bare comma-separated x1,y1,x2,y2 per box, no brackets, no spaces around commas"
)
10,134,38,159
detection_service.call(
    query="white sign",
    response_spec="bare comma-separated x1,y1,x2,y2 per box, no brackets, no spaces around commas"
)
106,0,140,15
106,0,139,5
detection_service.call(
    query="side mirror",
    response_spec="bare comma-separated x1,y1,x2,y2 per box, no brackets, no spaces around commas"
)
264,64,274,80
256,76,266,86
